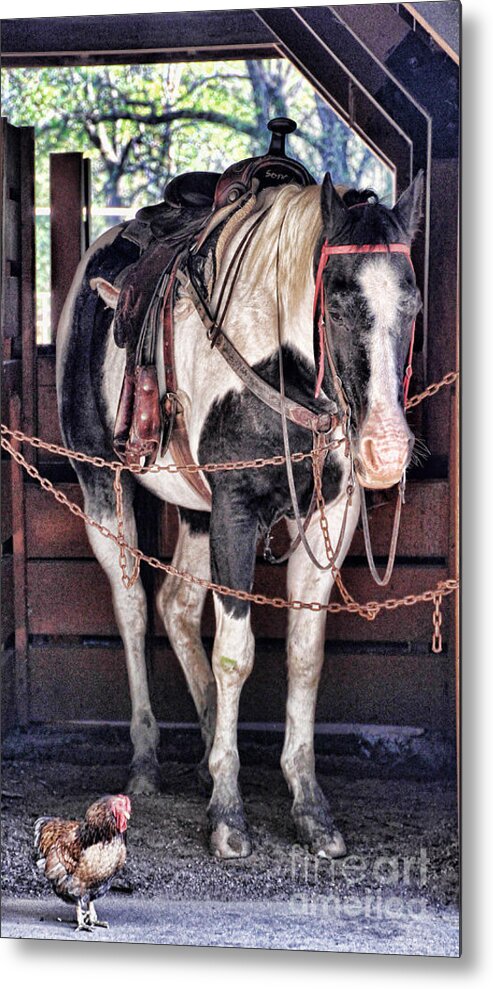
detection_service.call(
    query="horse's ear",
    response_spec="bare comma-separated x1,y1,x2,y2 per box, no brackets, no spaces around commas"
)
392,170,424,242
321,172,349,239
89,277,120,310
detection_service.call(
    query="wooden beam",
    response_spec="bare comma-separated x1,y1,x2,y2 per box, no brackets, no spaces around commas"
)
403,2,460,65
10,393,29,724
255,6,413,183
50,153,90,340
1,10,276,66
27,639,454,732
20,127,37,465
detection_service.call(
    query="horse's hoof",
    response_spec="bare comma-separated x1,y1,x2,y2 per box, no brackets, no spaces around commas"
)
309,829,347,859
210,821,252,859
293,809,347,859
127,762,160,795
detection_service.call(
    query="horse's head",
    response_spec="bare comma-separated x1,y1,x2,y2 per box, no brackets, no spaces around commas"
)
319,171,424,490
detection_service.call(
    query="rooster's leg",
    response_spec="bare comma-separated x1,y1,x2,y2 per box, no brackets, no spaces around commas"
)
88,901,109,928
75,900,93,933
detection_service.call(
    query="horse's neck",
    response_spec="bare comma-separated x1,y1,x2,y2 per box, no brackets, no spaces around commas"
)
210,207,316,366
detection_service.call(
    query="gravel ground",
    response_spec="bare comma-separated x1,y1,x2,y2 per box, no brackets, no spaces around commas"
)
1,755,459,915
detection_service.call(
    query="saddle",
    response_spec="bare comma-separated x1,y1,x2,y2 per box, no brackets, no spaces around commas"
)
110,118,315,486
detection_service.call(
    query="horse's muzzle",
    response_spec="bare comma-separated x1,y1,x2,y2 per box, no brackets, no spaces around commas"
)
355,408,415,490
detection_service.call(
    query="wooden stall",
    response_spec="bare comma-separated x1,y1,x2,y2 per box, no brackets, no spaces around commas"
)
1,5,459,737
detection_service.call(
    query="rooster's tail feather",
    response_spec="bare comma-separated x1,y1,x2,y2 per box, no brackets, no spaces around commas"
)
33,816,55,864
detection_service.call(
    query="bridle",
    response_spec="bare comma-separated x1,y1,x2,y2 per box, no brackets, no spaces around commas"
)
311,237,418,584
313,240,417,407
183,204,418,585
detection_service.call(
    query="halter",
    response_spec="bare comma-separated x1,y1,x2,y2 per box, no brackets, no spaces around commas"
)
313,241,416,407
312,239,417,585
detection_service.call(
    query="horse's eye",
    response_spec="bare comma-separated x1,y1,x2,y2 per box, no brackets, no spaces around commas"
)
328,310,344,324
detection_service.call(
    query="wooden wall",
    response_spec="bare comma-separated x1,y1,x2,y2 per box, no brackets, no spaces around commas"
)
1,119,35,732
1,0,459,737
29,346,455,733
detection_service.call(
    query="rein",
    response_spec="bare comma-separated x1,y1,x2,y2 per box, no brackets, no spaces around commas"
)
184,207,419,586
180,210,338,436
313,238,418,585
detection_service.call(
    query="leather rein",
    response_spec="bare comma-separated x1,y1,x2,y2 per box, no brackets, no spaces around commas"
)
176,210,417,585
312,238,417,584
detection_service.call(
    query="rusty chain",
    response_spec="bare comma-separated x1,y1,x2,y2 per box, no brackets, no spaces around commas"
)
0,369,459,648
405,370,459,410
431,593,444,654
0,370,459,479
1,429,458,621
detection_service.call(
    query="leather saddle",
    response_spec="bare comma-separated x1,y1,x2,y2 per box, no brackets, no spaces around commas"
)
110,118,315,470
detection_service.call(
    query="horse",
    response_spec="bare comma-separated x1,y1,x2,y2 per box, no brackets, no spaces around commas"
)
56,170,423,860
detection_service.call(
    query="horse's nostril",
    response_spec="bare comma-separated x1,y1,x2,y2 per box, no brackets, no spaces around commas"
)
360,437,381,473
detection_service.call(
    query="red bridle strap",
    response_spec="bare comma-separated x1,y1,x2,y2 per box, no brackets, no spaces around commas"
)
313,240,416,405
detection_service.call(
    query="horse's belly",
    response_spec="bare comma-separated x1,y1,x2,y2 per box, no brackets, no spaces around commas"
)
135,461,211,512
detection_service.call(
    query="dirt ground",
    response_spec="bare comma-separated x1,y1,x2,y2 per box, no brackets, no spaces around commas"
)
1,746,459,912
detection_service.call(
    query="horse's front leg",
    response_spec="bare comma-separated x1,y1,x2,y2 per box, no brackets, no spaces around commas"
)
282,491,360,857
207,496,257,858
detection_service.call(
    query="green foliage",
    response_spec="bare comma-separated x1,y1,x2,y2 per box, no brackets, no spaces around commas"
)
1,59,392,343
1,59,392,211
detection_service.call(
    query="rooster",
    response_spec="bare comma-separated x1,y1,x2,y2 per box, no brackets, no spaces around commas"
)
34,794,131,932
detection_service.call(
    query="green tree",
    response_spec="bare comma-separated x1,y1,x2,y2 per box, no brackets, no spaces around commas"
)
1,60,392,210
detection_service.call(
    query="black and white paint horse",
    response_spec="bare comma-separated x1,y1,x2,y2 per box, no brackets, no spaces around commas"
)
57,172,422,859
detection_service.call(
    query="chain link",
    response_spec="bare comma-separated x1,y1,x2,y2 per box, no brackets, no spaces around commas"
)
0,369,459,478
0,430,458,623
0,423,335,476
431,593,444,654
405,370,459,410
0,368,459,650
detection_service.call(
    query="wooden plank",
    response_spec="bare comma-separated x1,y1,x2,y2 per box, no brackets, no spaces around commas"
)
4,198,20,260
50,153,89,339
316,649,455,735
425,159,459,460
1,360,22,422
27,639,454,732
37,381,63,449
9,393,29,723
25,483,90,558
37,351,56,388
25,473,450,560
1,461,13,545
2,275,20,338
336,3,410,63
1,647,17,735
20,127,37,464
1,556,14,644
27,557,449,644
36,351,66,460
3,118,21,189
1,11,274,61
403,3,460,65
27,560,116,636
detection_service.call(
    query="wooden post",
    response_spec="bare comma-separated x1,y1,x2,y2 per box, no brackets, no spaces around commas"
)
10,392,29,724
20,127,37,465
50,152,91,339
1,121,34,726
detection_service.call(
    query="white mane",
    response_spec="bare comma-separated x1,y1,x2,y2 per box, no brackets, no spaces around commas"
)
242,183,323,315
